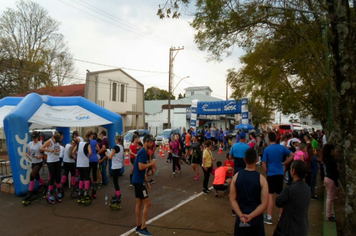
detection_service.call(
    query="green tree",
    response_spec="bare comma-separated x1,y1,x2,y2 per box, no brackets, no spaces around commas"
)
0,0,75,98
159,1,356,233
145,86,175,100
178,93,184,99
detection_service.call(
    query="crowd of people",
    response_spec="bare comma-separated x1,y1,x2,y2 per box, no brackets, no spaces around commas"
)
22,125,337,236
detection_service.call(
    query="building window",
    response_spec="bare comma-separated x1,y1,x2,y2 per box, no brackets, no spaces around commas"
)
120,84,125,102
112,82,117,101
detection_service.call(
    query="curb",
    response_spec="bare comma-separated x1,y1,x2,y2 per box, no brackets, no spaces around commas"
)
323,189,337,236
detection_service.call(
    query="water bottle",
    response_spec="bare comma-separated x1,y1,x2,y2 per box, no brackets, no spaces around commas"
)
105,194,108,205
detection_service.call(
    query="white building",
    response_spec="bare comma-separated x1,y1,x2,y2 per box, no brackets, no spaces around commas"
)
145,86,235,136
85,69,145,132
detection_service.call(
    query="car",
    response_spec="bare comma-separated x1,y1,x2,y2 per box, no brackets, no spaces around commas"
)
123,129,150,150
155,128,181,146
229,130,238,139
31,129,73,143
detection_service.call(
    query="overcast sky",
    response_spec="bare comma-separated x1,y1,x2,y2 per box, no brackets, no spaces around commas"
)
1,0,245,100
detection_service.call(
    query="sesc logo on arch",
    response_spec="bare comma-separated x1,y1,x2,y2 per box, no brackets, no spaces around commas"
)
75,113,91,121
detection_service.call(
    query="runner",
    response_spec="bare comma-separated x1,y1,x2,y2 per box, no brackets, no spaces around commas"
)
87,131,100,198
106,135,124,209
262,132,294,225
170,133,181,177
22,132,46,206
41,132,63,204
132,135,157,235
129,134,139,186
191,135,202,180
98,130,110,185
61,138,78,198
73,137,92,205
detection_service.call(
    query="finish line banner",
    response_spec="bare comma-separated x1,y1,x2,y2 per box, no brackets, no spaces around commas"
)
197,99,247,115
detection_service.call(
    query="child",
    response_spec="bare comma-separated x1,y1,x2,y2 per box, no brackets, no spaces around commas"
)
294,143,308,162
228,137,233,150
224,153,234,179
310,148,321,199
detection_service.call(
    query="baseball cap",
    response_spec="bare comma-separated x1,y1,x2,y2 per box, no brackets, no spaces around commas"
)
143,134,155,143
238,132,246,139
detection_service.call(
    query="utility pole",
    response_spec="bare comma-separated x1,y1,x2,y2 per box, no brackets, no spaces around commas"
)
95,74,98,104
168,46,184,129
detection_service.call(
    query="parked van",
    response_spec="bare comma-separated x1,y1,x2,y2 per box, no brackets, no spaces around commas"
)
155,128,181,146
123,129,150,150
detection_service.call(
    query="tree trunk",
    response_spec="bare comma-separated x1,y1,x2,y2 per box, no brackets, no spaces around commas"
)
327,1,356,235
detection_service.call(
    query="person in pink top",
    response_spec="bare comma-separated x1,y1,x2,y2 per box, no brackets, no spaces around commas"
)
294,143,308,162
170,133,181,177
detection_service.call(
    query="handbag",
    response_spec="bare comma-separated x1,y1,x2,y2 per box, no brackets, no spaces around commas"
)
273,186,292,236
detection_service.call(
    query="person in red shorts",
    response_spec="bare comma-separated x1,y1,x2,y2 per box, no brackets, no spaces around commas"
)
213,161,233,197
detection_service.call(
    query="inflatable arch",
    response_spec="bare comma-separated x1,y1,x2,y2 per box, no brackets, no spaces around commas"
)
2,93,123,196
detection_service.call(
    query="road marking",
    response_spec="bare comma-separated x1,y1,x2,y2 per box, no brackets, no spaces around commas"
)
120,187,212,236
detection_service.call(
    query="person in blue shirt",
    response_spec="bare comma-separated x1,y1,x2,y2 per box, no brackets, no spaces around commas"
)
223,128,229,150
206,129,211,140
262,132,294,225
132,135,157,235
219,131,224,147
229,132,250,174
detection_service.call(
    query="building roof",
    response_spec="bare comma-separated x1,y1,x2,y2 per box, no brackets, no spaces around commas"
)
184,86,212,92
88,68,144,88
15,84,85,97
145,94,223,115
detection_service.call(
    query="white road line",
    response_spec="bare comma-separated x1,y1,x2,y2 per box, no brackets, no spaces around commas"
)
120,187,212,236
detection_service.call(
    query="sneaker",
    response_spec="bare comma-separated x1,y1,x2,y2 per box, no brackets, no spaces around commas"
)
129,183,133,187
171,172,175,178
311,194,318,199
231,210,237,217
155,171,159,176
328,214,336,221
206,189,211,193
202,189,208,194
149,179,155,184
138,227,152,236
264,216,273,225
135,225,141,234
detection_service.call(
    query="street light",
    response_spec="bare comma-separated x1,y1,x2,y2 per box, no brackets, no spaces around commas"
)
172,76,190,94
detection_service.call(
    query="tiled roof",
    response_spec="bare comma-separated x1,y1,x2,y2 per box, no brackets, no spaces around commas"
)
15,84,85,97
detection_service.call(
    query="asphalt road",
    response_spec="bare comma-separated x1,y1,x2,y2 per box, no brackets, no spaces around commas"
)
0,147,227,236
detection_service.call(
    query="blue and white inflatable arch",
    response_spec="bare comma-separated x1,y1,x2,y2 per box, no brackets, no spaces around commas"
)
2,93,123,196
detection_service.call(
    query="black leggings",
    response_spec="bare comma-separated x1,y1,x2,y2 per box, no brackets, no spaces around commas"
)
112,169,121,191
172,156,181,172
89,162,98,182
63,162,76,177
78,167,90,181
30,162,43,181
47,161,61,185
202,166,212,190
